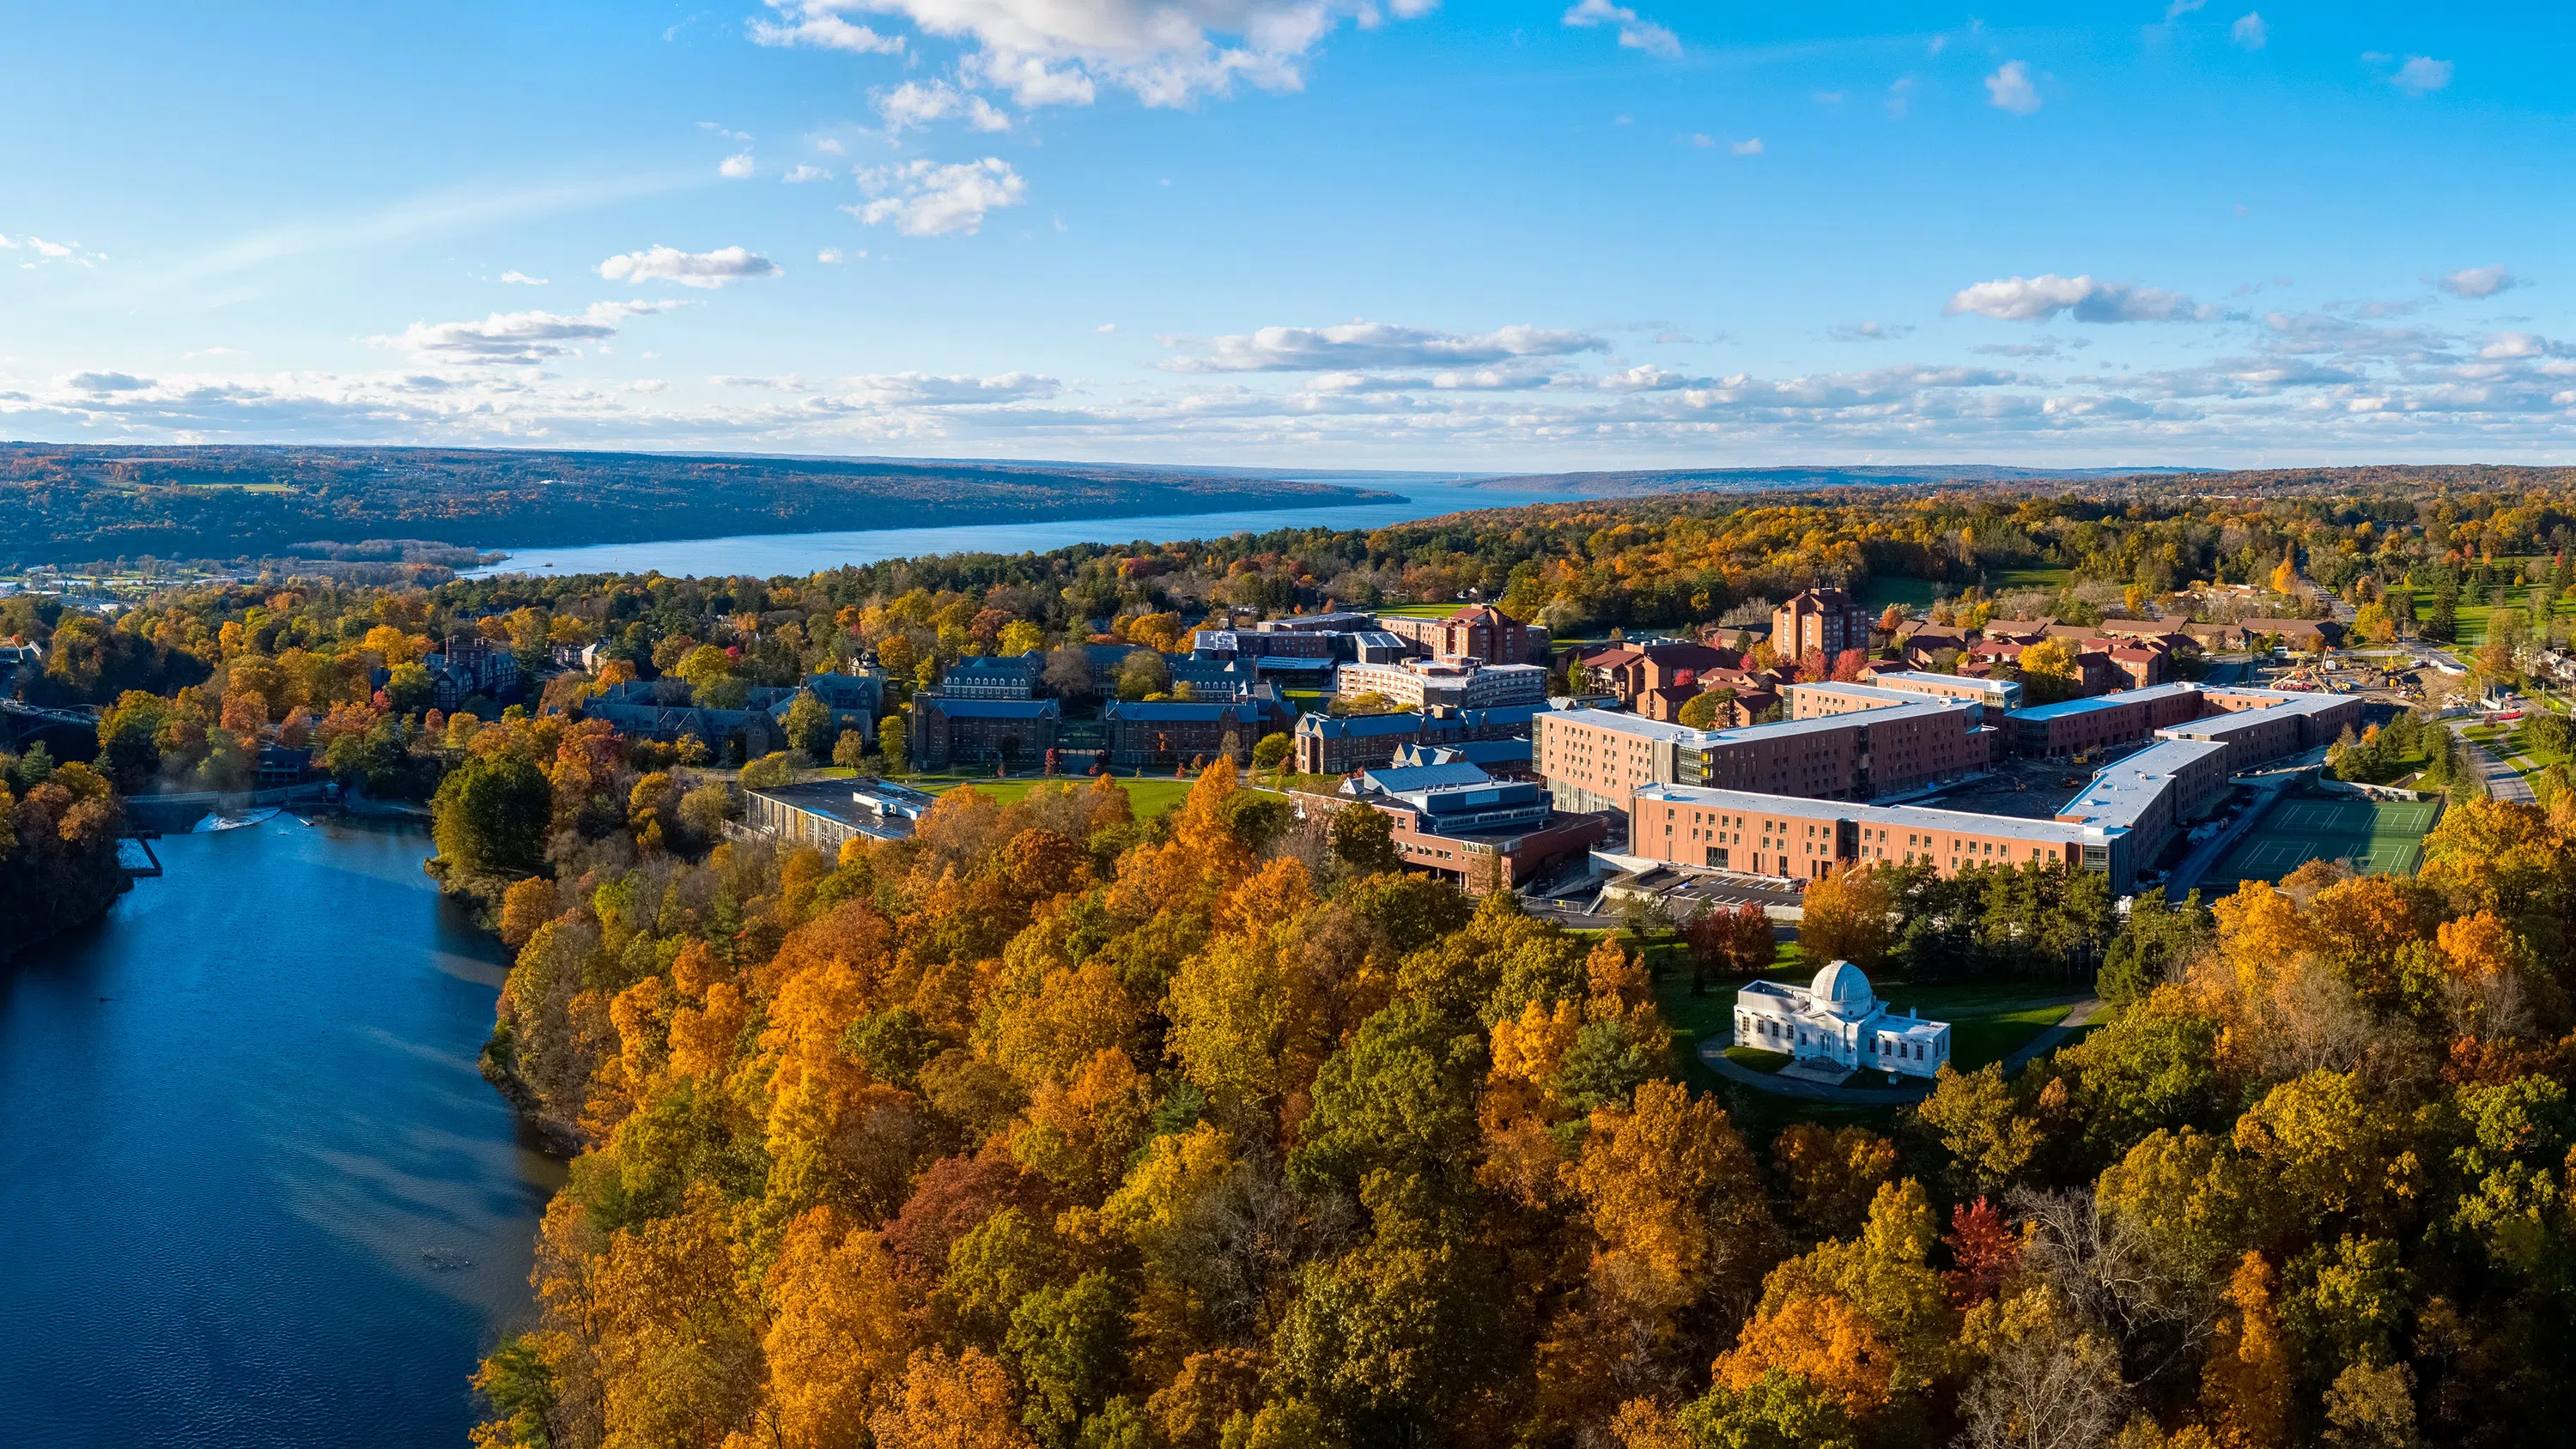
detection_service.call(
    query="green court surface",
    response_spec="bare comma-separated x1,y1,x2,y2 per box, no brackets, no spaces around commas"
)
2202,793,2439,887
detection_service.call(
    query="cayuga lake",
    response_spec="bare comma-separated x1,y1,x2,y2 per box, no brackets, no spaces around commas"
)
0,817,562,1448
465,476,1596,579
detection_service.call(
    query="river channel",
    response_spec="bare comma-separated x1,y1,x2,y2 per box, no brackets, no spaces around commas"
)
0,818,561,1447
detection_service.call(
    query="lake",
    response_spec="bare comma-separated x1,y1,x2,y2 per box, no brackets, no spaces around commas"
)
465,476,1595,579
0,819,562,1448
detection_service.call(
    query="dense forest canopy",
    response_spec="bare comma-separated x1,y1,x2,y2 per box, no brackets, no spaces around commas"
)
0,444,1389,567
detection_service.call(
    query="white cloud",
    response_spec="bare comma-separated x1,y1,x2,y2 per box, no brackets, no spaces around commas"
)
629,379,671,393
2164,0,2207,18
597,245,783,288
1731,137,1763,155
1828,321,1914,342
1947,274,2208,323
1,233,103,268
747,2,904,54
784,164,834,183
1686,133,1716,149
712,374,811,391
827,371,1061,405
1985,60,2041,114
1162,321,1609,373
2391,55,2451,95
499,270,549,286
754,0,1429,109
817,246,860,264
1562,0,1681,60
1885,76,1916,118
848,158,1028,237
2437,264,2519,300
1095,323,1120,333
878,80,1014,132
720,153,758,179
63,371,155,391
2231,12,2266,49
372,300,671,366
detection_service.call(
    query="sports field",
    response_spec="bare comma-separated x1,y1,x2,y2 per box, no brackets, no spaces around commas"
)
2202,792,2439,886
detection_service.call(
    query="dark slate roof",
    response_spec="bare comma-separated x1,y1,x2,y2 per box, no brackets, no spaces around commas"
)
920,697,1060,719
1104,700,1255,722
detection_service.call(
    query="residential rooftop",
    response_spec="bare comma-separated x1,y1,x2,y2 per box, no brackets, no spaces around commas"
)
2002,681,2205,724
2052,738,2233,832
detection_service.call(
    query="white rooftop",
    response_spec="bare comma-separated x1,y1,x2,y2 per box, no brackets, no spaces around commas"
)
2054,738,2232,831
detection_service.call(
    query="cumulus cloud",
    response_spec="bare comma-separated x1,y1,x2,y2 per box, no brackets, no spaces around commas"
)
629,379,670,393
2437,264,2519,300
2231,11,2266,49
1732,137,1763,155
499,270,549,286
597,245,783,288
372,300,671,366
720,154,758,179
817,247,859,264
1561,0,1681,60
2391,55,2452,95
747,2,903,54
1985,60,2041,114
1161,321,1609,373
848,158,1027,237
878,80,1013,132
784,164,833,184
1947,274,2208,324
1828,321,1914,342
753,0,1430,109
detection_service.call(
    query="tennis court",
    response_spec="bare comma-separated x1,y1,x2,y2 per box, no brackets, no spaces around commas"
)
2202,792,2439,886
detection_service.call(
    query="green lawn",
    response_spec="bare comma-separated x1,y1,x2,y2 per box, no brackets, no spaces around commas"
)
913,773,1196,817
2398,556,2572,645
1858,576,1938,612
1724,1047,1791,1073
1986,565,2075,595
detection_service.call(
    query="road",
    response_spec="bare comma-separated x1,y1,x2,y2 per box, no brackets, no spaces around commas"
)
2459,738,2537,803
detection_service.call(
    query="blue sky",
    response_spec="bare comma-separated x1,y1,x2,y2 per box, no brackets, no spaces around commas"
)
2,1,2567,468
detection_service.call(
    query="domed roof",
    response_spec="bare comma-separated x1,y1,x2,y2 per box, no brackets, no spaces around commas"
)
1810,960,1874,1015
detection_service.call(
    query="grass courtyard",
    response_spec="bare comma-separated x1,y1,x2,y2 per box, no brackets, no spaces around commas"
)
906,773,1198,817
2200,791,2439,888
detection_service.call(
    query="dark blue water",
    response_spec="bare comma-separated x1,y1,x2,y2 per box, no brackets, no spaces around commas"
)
0,818,562,1447
465,477,1596,579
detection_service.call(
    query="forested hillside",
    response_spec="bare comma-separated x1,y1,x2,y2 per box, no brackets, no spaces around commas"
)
440,734,2576,1449
0,446,1386,567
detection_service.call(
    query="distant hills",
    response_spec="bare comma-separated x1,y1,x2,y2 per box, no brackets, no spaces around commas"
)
0,445,1394,567
1454,464,2216,496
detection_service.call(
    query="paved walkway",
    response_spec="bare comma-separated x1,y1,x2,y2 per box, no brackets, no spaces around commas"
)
1697,996,2105,1104
2460,739,2537,803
